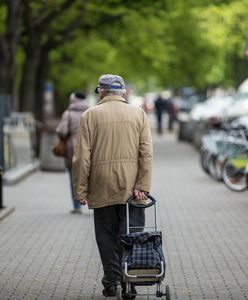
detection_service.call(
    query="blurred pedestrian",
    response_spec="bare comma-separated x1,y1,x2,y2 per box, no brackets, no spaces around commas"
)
142,96,150,114
154,93,165,134
56,92,89,214
72,74,153,298
164,90,175,131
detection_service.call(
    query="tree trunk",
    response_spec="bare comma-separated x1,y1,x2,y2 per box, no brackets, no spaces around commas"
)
34,46,50,121
0,0,23,109
19,38,52,121
19,36,42,113
0,47,9,94
18,0,88,117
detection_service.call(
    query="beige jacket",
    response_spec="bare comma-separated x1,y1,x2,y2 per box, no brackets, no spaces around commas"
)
72,95,152,209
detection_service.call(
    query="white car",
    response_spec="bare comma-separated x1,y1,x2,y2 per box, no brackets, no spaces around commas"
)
190,96,234,122
223,94,248,119
223,79,248,119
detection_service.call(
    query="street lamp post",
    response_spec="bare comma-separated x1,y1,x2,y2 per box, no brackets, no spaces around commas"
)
0,166,3,209
0,95,11,210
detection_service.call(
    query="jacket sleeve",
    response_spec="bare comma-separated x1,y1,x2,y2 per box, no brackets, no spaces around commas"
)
72,112,91,200
56,110,70,138
134,110,153,192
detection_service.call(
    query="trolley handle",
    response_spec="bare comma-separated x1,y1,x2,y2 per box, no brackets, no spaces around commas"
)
128,194,156,208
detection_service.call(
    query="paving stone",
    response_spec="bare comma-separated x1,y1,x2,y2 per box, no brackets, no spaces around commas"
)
1,134,248,299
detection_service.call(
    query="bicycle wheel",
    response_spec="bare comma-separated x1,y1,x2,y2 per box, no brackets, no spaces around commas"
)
222,159,247,192
209,154,222,181
199,148,210,174
214,154,226,180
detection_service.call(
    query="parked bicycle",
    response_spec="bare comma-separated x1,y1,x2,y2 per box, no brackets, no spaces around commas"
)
199,124,248,191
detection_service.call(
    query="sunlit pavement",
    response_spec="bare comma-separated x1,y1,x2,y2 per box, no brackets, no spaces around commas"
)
1,129,248,299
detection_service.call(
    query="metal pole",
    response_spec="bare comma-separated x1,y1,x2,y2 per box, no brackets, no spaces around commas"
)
0,114,4,171
0,166,3,209
126,202,130,234
0,95,11,170
154,201,158,231
0,95,11,210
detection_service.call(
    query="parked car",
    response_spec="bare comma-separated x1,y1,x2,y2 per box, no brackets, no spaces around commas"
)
190,96,234,123
223,79,248,119
223,94,248,119
177,95,206,141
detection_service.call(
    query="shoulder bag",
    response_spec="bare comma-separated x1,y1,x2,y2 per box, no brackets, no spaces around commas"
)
52,112,70,157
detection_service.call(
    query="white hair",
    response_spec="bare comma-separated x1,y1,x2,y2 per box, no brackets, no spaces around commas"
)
100,88,126,96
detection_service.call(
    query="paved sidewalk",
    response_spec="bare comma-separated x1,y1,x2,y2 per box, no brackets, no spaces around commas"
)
1,134,248,299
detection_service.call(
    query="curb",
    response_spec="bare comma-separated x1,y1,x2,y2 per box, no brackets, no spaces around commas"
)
0,206,15,222
3,160,40,185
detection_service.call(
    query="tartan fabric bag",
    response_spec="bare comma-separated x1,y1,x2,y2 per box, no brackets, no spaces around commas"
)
121,231,166,271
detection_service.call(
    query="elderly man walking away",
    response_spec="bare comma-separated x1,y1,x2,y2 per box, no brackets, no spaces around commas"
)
72,74,153,298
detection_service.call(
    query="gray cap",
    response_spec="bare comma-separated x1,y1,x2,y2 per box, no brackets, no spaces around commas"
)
95,74,126,93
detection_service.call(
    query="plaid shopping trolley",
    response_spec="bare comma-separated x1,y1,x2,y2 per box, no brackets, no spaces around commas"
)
120,195,170,299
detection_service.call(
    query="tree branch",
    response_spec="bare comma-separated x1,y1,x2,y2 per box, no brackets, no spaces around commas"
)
81,13,125,32
6,0,23,46
41,4,88,49
44,19,82,49
35,0,78,28
43,10,125,51
0,37,5,54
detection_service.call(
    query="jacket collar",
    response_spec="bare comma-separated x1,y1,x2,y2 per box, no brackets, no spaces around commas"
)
97,95,127,105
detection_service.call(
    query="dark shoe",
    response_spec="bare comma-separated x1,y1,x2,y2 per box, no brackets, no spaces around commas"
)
102,285,117,297
122,284,137,299
70,208,82,214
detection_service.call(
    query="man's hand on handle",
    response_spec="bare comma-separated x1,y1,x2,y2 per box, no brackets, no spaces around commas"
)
78,190,147,205
134,189,148,201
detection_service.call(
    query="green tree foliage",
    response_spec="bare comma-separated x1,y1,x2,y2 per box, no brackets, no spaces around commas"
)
49,8,171,105
52,0,248,103
1,0,248,116
50,0,217,102
197,0,248,87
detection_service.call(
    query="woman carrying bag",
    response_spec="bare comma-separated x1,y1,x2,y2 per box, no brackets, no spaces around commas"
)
56,92,89,214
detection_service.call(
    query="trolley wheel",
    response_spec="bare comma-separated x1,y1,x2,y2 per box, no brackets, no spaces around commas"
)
165,285,171,300
116,285,122,300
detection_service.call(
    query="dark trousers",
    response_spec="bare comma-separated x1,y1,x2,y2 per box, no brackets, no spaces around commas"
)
94,204,145,288
156,112,163,134
168,113,174,130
